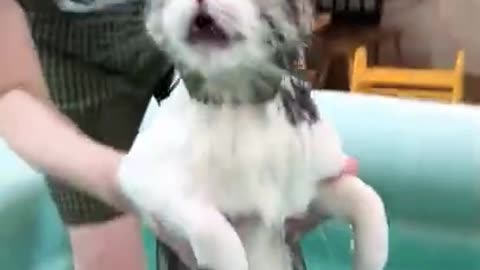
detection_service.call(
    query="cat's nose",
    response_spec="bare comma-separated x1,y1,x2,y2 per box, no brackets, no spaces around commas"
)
197,0,204,5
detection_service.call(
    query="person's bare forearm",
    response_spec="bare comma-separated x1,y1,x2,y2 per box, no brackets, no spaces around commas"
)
0,89,126,209
0,0,128,210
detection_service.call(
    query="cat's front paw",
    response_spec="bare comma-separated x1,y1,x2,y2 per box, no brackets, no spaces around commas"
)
185,203,249,270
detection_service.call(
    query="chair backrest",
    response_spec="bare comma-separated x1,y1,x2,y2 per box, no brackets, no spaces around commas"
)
350,47,465,103
316,0,384,25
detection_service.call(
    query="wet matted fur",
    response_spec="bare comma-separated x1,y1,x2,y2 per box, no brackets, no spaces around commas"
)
118,1,389,270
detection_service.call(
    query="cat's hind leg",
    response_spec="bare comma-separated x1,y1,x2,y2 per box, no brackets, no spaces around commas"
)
314,175,389,270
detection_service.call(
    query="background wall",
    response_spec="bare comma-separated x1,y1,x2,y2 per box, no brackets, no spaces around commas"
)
381,0,480,102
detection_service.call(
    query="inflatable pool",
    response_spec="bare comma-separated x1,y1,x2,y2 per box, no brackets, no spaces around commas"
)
1,89,479,270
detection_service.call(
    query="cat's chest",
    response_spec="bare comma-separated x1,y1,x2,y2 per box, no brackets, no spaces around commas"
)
183,102,319,225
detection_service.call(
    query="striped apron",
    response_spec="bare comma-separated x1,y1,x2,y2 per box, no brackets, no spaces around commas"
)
17,0,175,224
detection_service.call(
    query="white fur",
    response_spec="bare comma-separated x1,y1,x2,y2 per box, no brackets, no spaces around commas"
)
146,0,268,75
120,0,388,269
119,84,388,270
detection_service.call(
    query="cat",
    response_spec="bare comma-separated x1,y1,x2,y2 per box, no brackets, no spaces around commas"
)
118,0,389,269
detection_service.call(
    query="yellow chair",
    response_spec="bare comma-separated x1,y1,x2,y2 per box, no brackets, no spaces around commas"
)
350,47,465,103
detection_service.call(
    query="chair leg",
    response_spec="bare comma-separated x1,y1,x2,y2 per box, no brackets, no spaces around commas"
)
394,33,403,65
372,42,380,65
315,56,331,89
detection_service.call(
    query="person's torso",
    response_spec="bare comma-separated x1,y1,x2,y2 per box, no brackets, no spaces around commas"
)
17,0,173,112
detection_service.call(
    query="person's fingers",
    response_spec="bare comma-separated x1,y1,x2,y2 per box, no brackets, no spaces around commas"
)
343,157,359,176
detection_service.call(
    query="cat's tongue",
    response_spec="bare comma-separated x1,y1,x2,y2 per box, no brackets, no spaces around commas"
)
187,11,230,47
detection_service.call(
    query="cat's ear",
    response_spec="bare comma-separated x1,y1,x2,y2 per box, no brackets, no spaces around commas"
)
292,0,315,38
276,0,314,41
144,0,165,46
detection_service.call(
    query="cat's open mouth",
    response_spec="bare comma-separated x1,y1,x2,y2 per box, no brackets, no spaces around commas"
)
187,11,231,47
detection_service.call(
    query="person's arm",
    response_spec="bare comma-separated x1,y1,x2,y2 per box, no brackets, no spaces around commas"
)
0,0,125,209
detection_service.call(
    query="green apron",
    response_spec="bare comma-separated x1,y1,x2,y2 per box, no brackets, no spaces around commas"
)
17,0,174,224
